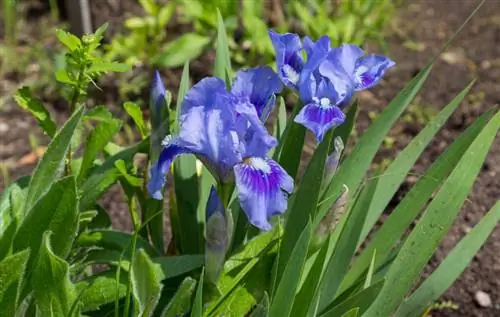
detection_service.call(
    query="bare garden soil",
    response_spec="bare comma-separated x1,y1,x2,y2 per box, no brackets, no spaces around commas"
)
1,1,499,316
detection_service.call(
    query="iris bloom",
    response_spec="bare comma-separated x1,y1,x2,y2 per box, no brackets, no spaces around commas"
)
269,31,395,142
148,67,293,230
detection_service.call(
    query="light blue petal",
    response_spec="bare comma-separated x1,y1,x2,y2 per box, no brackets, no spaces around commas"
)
353,54,395,90
148,138,190,200
234,157,293,230
268,30,304,89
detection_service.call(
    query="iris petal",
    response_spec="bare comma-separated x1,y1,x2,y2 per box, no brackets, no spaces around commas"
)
353,55,395,91
294,100,346,142
232,67,283,119
148,138,191,200
234,158,293,230
268,30,304,88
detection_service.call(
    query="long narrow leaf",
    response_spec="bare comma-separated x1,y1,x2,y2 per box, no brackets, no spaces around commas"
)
360,81,475,243
365,110,500,316
190,268,204,317
340,109,494,292
395,201,500,317
213,9,232,83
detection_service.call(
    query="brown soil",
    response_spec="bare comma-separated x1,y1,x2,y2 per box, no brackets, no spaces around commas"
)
1,1,499,316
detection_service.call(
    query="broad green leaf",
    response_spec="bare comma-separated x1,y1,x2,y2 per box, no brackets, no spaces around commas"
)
80,249,129,271
139,0,158,15
0,175,29,234
84,105,114,122
365,110,500,316
132,249,165,317
76,269,128,312
156,34,210,68
115,160,142,187
78,167,121,212
76,230,159,257
158,2,175,27
153,255,204,279
88,61,131,73
317,65,433,222
173,155,202,254
318,175,380,312
213,9,232,83
55,70,75,85
86,204,112,229
320,280,384,317
190,268,204,317
274,131,332,291
0,249,30,316
13,176,78,264
360,81,475,243
124,101,147,139
250,293,270,317
160,277,196,317
32,232,78,316
78,116,122,182
55,29,80,50
395,201,500,317
270,221,312,317
14,87,56,137
275,101,305,179
340,109,494,293
24,107,83,213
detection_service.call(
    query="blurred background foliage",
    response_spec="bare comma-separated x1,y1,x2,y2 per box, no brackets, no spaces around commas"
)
1,0,399,106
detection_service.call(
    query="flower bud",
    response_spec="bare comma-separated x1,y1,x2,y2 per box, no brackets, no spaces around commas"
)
322,137,344,190
311,184,349,252
205,187,230,283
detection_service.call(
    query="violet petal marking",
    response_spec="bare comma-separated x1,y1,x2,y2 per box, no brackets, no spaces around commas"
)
353,54,395,90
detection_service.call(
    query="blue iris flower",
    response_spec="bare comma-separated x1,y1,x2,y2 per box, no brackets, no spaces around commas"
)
269,31,395,142
148,67,293,230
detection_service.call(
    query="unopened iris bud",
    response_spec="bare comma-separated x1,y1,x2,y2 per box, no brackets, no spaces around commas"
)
205,187,230,283
311,184,349,252
322,137,345,190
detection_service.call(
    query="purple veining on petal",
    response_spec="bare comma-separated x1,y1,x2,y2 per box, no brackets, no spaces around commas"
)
294,101,346,142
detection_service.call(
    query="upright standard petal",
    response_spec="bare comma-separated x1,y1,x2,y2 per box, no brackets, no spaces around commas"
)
148,137,190,200
298,36,332,103
353,54,395,90
231,67,283,119
150,70,167,130
330,44,364,76
269,30,304,89
234,157,293,230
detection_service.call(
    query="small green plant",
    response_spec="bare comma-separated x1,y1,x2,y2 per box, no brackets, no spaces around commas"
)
0,3,497,317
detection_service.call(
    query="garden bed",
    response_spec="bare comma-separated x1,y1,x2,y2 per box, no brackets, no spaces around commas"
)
1,0,499,316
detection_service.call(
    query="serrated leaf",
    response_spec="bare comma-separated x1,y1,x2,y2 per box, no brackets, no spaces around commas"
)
78,167,121,212
76,230,159,258
78,116,122,182
55,29,80,50
270,221,312,317
160,277,196,317
84,106,114,122
55,70,75,85
190,268,204,317
76,270,128,312
365,110,500,316
32,232,78,316
0,249,30,316
395,201,500,317
13,177,78,266
360,81,475,243
340,109,494,293
24,106,83,213
124,101,147,139
153,255,204,279
0,175,29,234
115,160,142,187
320,279,384,317
14,87,56,137
156,34,210,68
89,61,131,73
213,9,232,83
132,249,165,317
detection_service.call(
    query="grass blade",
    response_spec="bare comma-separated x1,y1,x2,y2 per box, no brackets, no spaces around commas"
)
213,9,232,83
395,201,500,317
190,268,204,317
340,109,494,293
365,110,500,316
